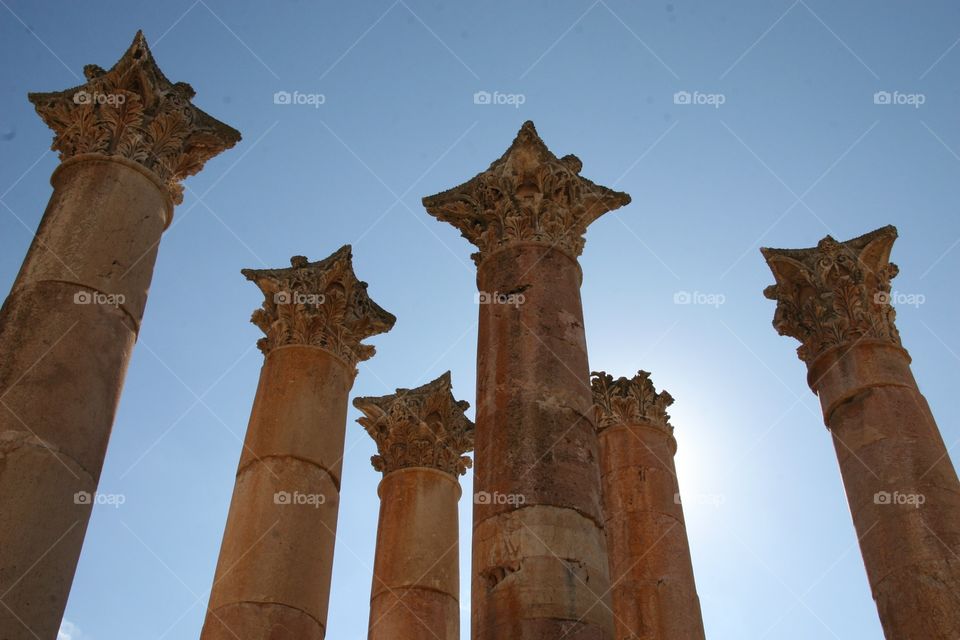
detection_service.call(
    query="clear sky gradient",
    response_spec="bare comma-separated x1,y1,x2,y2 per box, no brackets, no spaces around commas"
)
2,2,959,639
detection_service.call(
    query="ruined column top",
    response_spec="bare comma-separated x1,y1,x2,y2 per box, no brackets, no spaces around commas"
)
28,31,241,207
422,120,631,266
591,370,674,434
354,371,475,477
242,245,396,371
761,225,902,366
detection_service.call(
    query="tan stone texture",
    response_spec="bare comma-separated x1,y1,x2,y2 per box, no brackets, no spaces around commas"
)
813,342,960,640
201,248,394,640
599,423,705,640
0,156,163,640
592,371,705,640
368,469,461,640
355,373,473,640
200,601,324,640
472,504,613,638
763,226,960,639
469,243,613,639
0,32,238,639
202,348,349,639
423,121,629,639
355,371,474,478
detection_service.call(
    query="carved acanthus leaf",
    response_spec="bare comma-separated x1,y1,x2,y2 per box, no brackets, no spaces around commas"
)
28,31,240,204
242,245,396,370
422,121,631,265
354,371,475,477
591,370,674,433
761,226,902,364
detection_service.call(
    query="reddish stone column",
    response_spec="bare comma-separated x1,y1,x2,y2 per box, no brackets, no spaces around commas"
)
0,32,238,640
424,121,631,639
763,226,960,639
200,247,395,640
354,371,474,640
591,371,705,640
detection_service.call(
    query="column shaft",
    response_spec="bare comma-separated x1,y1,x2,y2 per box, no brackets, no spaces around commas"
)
1,31,237,639
763,226,960,638
200,346,351,639
423,120,630,640
472,244,612,639
0,157,170,640
810,341,960,639
599,423,705,640
201,246,394,640
368,468,461,640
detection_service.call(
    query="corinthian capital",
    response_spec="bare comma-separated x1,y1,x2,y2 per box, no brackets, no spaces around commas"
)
591,370,674,433
354,371,475,477
242,245,396,369
422,121,631,265
761,226,902,364
28,31,240,204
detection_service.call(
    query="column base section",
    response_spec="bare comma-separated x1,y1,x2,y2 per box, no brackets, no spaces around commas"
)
369,587,459,640
203,457,339,636
472,505,613,639
871,560,960,640
202,601,324,640
604,511,704,640
0,433,95,640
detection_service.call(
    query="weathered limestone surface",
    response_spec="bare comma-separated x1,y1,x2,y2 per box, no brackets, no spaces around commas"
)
591,371,705,640
0,32,238,640
763,226,960,640
201,248,395,640
355,372,474,640
423,121,630,639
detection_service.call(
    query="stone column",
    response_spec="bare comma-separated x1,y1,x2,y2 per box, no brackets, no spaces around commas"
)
423,121,631,639
354,371,474,640
0,32,238,640
200,247,395,640
591,371,705,640
762,226,960,639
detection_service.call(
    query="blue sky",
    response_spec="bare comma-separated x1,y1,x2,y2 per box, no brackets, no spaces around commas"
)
2,1,959,639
